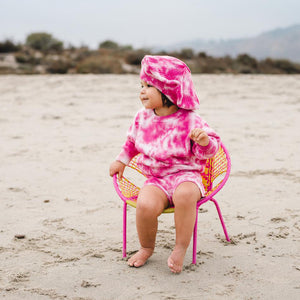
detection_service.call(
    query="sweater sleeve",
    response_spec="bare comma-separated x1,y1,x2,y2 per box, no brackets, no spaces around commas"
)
191,118,221,160
116,112,140,165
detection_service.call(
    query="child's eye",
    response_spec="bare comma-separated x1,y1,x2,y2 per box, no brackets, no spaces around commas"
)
141,83,152,88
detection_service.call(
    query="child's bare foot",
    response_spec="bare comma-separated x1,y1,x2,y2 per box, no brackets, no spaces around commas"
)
127,247,153,268
167,246,187,274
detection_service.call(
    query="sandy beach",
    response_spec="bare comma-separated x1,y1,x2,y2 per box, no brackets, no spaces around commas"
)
0,74,299,299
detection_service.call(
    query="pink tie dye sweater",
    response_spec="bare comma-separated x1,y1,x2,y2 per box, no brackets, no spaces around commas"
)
117,108,220,177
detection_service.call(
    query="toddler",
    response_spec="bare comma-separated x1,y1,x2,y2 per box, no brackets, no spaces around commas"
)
109,55,220,273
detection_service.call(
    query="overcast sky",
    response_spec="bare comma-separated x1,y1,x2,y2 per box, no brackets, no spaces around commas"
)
1,0,299,49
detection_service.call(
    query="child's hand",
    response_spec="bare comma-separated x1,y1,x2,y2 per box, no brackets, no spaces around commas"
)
109,160,126,178
189,128,210,146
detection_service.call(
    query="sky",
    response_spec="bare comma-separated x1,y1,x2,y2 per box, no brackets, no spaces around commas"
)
1,0,300,49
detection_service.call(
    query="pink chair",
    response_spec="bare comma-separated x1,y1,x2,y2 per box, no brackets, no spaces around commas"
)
113,142,231,264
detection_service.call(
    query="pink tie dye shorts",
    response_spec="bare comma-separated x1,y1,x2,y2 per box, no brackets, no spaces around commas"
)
143,170,205,206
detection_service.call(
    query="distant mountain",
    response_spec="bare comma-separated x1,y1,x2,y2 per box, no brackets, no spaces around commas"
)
161,24,300,63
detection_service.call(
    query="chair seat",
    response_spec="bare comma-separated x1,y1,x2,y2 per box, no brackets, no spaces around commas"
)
126,199,175,213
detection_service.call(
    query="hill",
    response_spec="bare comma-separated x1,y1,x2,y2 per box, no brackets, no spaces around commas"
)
164,24,300,63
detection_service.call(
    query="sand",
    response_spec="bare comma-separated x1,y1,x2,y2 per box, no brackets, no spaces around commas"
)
0,74,299,299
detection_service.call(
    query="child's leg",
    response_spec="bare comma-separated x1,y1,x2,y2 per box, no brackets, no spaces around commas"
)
128,185,169,267
168,182,201,273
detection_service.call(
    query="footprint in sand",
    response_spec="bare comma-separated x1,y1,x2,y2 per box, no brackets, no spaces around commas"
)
81,280,101,288
224,266,243,278
216,232,257,245
268,226,290,239
9,271,30,283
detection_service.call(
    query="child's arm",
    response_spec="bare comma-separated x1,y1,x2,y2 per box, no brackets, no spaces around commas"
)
189,126,220,159
116,138,139,166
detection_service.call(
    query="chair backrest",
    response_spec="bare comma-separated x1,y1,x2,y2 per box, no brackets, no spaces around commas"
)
128,154,143,174
201,143,231,198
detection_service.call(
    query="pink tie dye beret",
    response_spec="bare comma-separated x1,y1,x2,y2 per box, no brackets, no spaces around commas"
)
140,55,200,110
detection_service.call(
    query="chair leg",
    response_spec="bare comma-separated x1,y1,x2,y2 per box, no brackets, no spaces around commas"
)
123,202,127,258
211,198,230,242
192,209,199,264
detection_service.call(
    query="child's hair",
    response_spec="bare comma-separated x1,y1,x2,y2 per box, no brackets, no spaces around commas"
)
161,92,174,108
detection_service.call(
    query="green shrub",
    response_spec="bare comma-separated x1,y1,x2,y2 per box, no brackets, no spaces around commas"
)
14,53,41,65
119,45,133,51
258,58,300,74
190,55,233,74
272,59,300,74
125,50,148,65
179,48,195,59
236,54,258,68
76,55,123,73
0,39,21,53
71,47,92,62
99,40,119,50
154,50,168,56
26,32,63,52
46,60,72,74
258,58,281,74
198,52,207,58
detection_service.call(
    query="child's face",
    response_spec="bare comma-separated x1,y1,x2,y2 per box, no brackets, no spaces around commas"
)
140,80,163,110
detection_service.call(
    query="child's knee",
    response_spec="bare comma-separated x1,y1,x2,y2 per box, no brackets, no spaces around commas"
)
137,185,168,216
136,199,161,218
173,182,200,206
136,199,152,212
